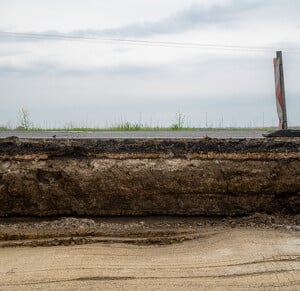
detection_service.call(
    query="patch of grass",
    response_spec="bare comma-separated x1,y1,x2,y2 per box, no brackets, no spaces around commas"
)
0,126,9,131
2,108,295,133
0,126,279,132
107,121,143,131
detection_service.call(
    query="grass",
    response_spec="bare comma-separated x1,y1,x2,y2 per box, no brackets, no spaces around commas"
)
1,113,295,132
1,109,291,132
2,108,299,132
0,124,279,132
0,118,200,132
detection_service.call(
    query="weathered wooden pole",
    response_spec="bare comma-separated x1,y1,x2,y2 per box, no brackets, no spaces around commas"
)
273,51,288,129
264,52,300,137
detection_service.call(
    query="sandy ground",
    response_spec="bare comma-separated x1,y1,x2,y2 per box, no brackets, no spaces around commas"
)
0,215,299,290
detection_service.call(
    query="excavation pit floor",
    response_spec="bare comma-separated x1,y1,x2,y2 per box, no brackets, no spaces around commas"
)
0,214,299,290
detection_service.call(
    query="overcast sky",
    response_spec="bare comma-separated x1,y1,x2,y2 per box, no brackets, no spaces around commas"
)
0,0,299,128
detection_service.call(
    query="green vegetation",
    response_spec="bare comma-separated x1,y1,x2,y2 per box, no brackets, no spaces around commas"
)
0,123,279,132
170,111,186,130
0,108,287,132
16,107,33,130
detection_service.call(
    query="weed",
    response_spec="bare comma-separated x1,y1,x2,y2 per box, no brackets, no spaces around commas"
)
171,112,186,130
17,108,33,130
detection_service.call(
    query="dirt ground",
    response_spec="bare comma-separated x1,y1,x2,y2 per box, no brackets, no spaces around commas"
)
0,214,299,290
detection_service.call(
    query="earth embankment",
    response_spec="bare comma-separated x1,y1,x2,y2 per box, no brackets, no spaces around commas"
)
0,137,299,216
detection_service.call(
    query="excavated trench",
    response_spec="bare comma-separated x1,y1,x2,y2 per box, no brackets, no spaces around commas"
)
0,137,299,216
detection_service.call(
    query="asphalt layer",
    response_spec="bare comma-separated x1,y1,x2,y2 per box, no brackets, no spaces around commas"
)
0,130,266,139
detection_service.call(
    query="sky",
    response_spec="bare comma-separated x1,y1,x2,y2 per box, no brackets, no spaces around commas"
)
0,0,300,128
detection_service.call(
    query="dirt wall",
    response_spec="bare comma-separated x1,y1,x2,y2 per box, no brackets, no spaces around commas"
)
0,138,299,216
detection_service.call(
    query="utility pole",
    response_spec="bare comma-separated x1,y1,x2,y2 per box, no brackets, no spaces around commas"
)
264,51,300,137
273,51,288,129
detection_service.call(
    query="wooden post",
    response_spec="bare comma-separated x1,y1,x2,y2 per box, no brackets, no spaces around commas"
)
264,52,300,136
274,51,288,129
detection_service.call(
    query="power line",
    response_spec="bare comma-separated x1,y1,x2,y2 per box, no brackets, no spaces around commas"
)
1,31,300,54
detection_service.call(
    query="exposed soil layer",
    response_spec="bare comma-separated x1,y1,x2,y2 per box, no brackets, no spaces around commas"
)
0,138,299,216
0,214,299,247
1,136,300,156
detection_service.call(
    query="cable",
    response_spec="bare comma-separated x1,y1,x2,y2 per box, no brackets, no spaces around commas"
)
1,31,300,54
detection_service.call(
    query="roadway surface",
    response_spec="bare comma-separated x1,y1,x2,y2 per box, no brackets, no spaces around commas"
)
0,130,266,139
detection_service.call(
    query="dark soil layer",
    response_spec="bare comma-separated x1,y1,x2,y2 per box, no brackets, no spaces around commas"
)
0,138,299,216
0,137,300,156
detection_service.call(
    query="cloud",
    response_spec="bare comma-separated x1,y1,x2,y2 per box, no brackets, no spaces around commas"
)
0,61,160,76
0,62,58,75
80,0,260,38
0,0,262,42
0,49,28,57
